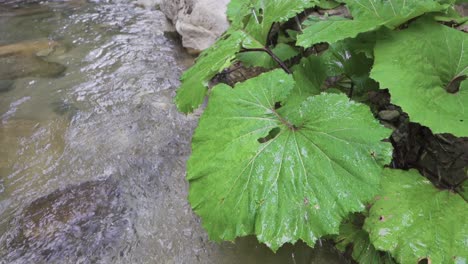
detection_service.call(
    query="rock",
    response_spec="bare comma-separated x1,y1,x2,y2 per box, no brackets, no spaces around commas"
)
0,38,63,57
378,110,400,121
0,0,87,17
1,179,133,263
0,39,67,80
0,4,50,17
457,23,467,33
380,120,397,131
0,55,66,80
160,0,230,53
317,5,352,18
134,0,161,9
455,3,468,17
0,80,14,93
50,100,79,118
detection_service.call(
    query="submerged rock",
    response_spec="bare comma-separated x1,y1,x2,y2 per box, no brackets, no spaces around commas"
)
0,39,66,80
0,56,66,80
1,179,133,263
0,0,88,17
50,100,79,118
160,0,230,53
0,80,14,93
0,3,49,17
0,38,64,58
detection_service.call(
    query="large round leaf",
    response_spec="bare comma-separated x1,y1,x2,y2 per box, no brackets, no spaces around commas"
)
371,20,468,136
364,169,468,264
187,70,393,250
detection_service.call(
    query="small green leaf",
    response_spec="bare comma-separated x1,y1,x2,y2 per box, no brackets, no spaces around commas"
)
243,0,316,43
321,37,379,100
279,55,328,116
281,55,327,112
371,20,468,136
432,6,468,24
227,0,250,28
297,0,447,48
292,55,326,98
335,214,397,264
174,31,247,113
188,70,392,251
364,169,468,264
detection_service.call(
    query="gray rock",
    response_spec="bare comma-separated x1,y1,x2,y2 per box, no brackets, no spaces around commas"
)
378,110,400,121
1,179,134,263
0,80,14,93
0,39,67,80
134,0,161,9
0,55,66,80
160,0,230,53
455,3,467,17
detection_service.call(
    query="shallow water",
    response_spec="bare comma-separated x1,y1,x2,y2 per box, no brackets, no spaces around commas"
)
0,1,349,263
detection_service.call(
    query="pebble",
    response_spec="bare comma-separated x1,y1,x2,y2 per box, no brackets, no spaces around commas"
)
379,110,400,121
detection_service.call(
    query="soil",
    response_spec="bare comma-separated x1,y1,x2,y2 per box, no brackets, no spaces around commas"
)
368,89,468,199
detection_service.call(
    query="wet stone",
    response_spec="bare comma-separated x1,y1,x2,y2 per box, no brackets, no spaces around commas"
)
1,179,134,263
50,100,79,118
0,80,14,93
0,39,67,80
378,110,400,121
0,55,66,80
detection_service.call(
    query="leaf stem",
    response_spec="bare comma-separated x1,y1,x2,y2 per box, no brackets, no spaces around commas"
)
271,108,297,131
240,47,292,74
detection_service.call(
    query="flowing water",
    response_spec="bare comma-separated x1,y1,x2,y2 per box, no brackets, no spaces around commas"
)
0,1,349,263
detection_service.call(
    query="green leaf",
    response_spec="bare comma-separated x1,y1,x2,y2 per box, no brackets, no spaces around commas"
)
289,35,378,106
292,55,327,97
187,70,393,251
335,214,397,264
297,0,447,48
281,55,328,116
242,0,316,43
227,0,253,29
321,37,379,100
298,17,380,47
174,31,247,113
432,6,468,24
316,0,342,9
237,43,299,69
371,20,468,136
458,180,468,202
345,0,446,27
364,169,468,264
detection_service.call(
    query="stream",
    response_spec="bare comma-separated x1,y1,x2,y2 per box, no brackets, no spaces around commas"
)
0,1,349,263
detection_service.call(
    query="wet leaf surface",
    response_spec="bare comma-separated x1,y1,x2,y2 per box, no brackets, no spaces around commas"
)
365,169,468,264
187,70,392,250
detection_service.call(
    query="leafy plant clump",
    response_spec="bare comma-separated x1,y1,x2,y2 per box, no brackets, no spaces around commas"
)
174,0,468,263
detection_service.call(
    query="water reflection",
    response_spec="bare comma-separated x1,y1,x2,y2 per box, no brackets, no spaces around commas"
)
0,1,349,263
